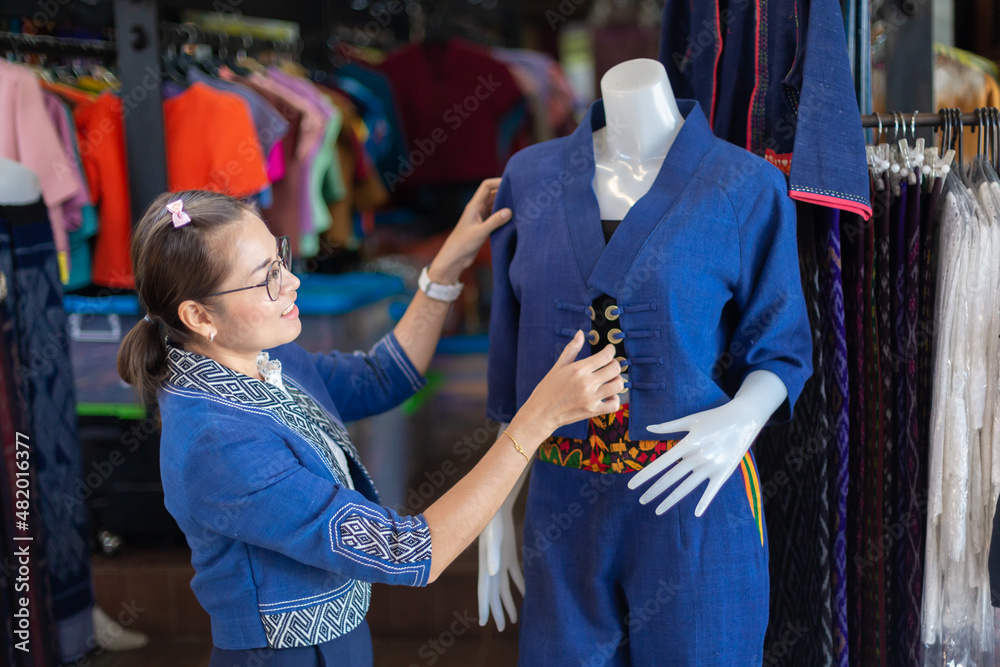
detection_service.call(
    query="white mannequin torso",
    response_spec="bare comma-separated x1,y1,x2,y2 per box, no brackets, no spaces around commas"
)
592,59,683,221
0,158,42,205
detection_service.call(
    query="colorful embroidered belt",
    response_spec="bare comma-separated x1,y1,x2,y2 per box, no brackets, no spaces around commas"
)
538,403,678,474
538,403,765,544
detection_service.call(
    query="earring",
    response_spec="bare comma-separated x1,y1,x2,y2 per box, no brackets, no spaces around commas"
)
208,331,216,342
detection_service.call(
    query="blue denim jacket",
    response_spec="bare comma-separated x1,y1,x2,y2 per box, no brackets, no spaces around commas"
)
659,0,872,220
487,99,813,441
158,332,430,650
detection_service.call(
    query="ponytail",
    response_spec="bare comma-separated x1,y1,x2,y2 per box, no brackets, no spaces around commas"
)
116,316,168,411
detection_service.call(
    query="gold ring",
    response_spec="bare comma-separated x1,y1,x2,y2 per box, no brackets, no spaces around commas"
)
608,328,623,344
605,305,620,321
587,305,596,320
587,329,599,345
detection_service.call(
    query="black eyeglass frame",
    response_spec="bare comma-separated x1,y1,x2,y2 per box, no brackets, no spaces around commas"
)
208,236,290,302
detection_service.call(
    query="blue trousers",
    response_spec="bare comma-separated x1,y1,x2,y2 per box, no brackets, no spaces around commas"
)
209,619,373,666
518,459,768,666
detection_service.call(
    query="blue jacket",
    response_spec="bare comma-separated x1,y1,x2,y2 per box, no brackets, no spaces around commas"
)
158,332,431,650
659,0,872,220
487,99,813,441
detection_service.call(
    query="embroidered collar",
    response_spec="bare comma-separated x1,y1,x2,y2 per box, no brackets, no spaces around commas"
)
165,344,370,489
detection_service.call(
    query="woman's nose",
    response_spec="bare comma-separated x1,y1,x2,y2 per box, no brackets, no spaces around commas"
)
282,263,300,292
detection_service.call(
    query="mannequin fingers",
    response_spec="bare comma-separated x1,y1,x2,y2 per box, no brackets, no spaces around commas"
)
477,564,491,626
655,473,708,515
500,571,518,625
646,416,691,437
694,480,726,517
510,561,526,597
694,461,744,517
627,439,694,489
489,583,506,632
483,515,502,575
638,460,695,505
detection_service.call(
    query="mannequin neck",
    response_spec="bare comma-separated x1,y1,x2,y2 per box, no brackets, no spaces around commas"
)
598,59,683,163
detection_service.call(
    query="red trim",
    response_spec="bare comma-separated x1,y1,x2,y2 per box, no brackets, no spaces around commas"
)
788,189,874,221
709,0,723,127
745,0,763,151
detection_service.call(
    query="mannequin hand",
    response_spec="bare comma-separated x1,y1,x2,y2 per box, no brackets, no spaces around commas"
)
428,178,511,284
627,371,787,516
478,464,528,630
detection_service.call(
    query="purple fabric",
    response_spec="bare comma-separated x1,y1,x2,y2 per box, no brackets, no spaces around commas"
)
819,205,850,667
41,92,91,232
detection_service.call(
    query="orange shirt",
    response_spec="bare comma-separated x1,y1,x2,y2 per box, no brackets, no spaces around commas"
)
74,84,269,288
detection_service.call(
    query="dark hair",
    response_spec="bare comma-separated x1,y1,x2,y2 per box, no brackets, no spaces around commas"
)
116,190,258,409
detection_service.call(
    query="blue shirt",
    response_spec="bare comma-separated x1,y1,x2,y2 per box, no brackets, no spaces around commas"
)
158,332,431,650
487,99,813,441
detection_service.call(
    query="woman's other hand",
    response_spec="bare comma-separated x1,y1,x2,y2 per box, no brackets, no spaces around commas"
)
428,178,511,284
510,333,623,445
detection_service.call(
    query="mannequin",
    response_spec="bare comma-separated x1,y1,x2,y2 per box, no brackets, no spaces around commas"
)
0,157,41,204
479,59,810,663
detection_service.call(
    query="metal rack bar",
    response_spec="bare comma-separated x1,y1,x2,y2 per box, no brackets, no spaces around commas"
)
860,111,983,129
0,31,116,58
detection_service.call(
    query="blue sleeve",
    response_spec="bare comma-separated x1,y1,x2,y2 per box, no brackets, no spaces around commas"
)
727,174,813,422
486,174,520,424
183,422,432,587
309,331,426,422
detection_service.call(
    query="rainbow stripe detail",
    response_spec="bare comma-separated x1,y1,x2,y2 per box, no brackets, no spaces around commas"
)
739,452,764,545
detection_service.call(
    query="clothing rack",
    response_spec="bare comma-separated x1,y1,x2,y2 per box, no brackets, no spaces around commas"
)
0,25,299,61
861,111,982,129
0,31,116,60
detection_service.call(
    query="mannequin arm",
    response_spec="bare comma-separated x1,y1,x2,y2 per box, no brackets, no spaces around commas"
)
478,421,528,630
627,370,787,516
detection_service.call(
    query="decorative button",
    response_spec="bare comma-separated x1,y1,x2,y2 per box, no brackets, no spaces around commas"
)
588,329,599,345
0,271,6,302
608,328,623,344
605,305,620,321
587,305,596,320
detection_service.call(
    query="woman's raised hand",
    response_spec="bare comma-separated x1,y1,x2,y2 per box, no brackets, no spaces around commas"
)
510,333,624,445
427,178,511,284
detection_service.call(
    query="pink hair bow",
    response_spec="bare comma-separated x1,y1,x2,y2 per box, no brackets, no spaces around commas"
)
165,200,191,228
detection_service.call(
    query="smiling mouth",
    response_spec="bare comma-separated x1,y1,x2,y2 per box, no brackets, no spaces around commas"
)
280,302,295,316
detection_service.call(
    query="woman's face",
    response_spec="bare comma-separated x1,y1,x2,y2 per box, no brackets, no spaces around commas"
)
212,213,301,354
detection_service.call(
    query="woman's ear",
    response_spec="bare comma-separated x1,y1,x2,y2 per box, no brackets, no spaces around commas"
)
177,300,215,340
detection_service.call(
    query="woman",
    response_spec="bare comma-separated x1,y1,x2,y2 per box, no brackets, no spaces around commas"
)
116,181,623,665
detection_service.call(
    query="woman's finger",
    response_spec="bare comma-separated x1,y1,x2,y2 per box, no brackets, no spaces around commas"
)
480,207,512,233
555,330,584,367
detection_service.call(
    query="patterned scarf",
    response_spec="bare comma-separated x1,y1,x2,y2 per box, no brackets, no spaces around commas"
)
165,344,372,491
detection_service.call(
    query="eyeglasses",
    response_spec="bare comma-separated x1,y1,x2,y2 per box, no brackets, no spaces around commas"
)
209,236,290,302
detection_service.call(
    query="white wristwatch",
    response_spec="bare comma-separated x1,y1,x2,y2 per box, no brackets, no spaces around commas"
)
418,266,464,302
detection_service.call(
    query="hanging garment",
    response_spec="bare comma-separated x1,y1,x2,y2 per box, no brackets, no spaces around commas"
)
756,202,837,667
657,0,872,220
72,84,270,288
487,98,813,441
0,197,92,661
376,39,524,188
0,62,86,276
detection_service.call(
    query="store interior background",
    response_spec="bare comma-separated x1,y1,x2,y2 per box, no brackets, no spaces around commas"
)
3,0,1000,665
